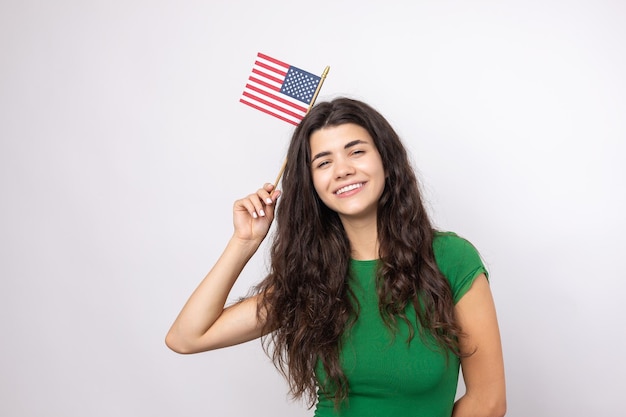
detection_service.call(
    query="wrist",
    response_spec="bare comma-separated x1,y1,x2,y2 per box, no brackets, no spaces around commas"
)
228,235,262,257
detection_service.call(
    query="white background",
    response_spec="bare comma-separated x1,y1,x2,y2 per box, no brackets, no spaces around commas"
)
1,0,624,416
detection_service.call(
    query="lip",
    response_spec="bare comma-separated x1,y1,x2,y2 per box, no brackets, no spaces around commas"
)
334,181,366,196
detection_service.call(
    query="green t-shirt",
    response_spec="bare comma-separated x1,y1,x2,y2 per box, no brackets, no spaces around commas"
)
313,232,488,417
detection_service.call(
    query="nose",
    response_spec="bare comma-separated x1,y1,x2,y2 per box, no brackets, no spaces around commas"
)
333,156,355,178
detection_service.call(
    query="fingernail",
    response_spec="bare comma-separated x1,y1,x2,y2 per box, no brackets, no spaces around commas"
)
265,198,273,204
259,209,265,217
252,212,258,219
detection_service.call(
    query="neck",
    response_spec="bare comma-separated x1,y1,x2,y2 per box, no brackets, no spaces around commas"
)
340,216,379,260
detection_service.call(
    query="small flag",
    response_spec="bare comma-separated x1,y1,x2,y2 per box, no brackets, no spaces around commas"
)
240,52,321,126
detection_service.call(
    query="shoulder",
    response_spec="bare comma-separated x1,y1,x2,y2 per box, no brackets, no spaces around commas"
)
432,231,483,265
433,231,476,254
432,231,489,303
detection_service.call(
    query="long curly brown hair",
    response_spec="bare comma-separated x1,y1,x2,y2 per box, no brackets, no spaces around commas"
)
255,98,461,407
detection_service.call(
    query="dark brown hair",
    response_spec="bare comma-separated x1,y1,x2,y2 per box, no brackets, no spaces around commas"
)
255,97,461,406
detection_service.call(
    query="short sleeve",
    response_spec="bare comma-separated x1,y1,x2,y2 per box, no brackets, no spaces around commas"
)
432,232,488,304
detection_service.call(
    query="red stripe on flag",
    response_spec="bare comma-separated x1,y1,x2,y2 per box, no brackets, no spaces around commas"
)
254,60,287,77
251,68,283,85
257,53,290,70
239,98,298,126
248,75,280,92
245,83,308,113
241,91,304,120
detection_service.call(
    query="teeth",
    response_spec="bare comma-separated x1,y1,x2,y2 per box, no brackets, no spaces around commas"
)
336,183,363,195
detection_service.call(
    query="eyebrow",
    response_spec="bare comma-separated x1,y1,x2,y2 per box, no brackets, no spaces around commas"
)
311,139,369,163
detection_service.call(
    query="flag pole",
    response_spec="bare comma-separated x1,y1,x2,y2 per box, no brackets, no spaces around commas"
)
272,65,330,189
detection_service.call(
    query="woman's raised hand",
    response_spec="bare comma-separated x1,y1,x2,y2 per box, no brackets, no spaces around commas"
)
232,183,281,244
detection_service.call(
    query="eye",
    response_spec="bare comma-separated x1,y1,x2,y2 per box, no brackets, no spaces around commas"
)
316,160,331,169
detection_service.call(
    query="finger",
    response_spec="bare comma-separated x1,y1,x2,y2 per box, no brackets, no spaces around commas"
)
262,183,282,204
235,195,264,219
270,189,281,201
257,185,275,206
247,192,268,217
234,198,256,219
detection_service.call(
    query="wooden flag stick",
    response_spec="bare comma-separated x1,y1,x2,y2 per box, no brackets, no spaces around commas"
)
272,65,330,189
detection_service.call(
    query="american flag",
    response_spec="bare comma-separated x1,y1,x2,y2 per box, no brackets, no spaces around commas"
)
240,52,321,126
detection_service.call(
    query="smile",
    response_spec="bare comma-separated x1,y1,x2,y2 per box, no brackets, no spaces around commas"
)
335,183,364,195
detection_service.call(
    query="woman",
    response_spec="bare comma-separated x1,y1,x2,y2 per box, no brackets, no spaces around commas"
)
166,98,506,416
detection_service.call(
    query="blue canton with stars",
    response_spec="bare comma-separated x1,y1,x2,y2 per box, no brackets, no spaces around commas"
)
280,66,321,105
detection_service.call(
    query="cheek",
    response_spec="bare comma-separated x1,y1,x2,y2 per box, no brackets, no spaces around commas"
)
311,168,327,189
311,172,332,204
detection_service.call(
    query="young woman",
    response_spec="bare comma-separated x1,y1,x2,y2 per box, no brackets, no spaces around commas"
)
166,98,506,417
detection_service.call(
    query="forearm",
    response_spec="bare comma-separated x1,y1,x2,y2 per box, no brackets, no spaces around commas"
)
452,393,506,417
165,236,260,352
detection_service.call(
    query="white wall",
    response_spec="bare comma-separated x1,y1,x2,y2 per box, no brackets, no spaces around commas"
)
1,1,624,416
